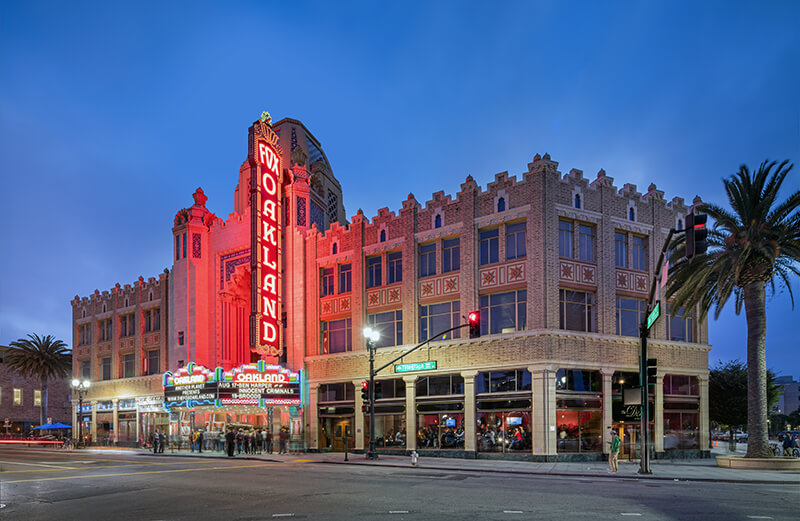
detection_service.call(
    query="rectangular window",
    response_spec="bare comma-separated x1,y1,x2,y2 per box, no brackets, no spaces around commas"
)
559,289,595,332
120,316,127,337
615,232,628,268
101,357,112,381
175,234,180,260
479,229,499,266
129,313,135,336
34,390,42,406
663,374,699,396
476,369,532,393
387,251,402,284
80,360,90,380
419,301,461,342
122,353,135,378
13,388,22,406
105,319,113,340
146,349,160,375
182,233,187,259
616,297,647,337
144,309,152,332
667,304,694,342
505,222,526,260
178,331,185,346
366,256,382,288
367,310,403,348
441,238,460,273
338,263,352,294
321,318,352,354
321,267,334,297
632,235,647,270
419,243,436,278
578,224,594,262
479,290,527,335
559,220,573,258
153,308,160,331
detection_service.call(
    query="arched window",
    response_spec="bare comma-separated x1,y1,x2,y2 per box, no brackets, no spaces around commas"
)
575,194,581,209
380,230,386,242
332,243,338,255
434,215,442,228
125,297,129,307
629,208,635,221
103,303,107,313
82,309,86,318
149,291,153,301
497,197,506,212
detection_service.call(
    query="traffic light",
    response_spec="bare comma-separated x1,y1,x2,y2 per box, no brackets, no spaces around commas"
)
374,381,382,400
360,381,369,403
468,311,480,338
685,211,708,259
647,358,658,386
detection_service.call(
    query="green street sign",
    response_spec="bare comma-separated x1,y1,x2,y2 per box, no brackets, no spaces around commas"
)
646,301,661,330
394,361,437,373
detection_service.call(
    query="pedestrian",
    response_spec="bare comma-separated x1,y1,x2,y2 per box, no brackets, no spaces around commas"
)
236,429,243,454
783,433,793,456
255,429,263,455
266,429,273,454
226,428,235,457
158,431,166,453
152,431,159,454
608,429,620,472
279,427,287,454
198,430,204,453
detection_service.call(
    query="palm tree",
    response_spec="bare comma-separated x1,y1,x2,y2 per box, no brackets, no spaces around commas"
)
667,160,799,458
5,334,71,426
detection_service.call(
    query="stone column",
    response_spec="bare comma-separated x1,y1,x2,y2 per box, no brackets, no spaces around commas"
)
135,408,141,446
530,366,557,457
307,385,319,450
353,379,365,450
601,368,614,452
699,374,710,452
90,401,97,444
72,400,78,441
462,370,478,453
404,376,417,451
112,399,119,444
655,374,665,453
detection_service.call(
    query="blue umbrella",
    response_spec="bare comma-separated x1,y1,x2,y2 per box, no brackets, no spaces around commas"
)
49,423,72,429
33,423,54,430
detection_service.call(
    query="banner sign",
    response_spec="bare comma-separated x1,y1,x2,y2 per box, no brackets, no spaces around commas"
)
249,114,283,358
163,361,301,409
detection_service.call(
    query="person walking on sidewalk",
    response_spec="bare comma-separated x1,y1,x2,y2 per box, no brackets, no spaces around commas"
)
278,428,287,454
608,429,620,472
225,429,235,457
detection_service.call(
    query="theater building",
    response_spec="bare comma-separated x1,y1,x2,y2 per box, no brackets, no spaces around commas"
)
72,114,710,458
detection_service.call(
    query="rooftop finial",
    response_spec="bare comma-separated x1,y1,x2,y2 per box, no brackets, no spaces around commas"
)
260,111,272,125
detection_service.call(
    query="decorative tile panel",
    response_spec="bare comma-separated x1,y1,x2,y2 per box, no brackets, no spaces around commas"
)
478,261,526,290
615,268,649,295
320,295,352,319
366,284,402,309
418,273,460,301
192,233,201,258
219,249,250,290
558,259,597,288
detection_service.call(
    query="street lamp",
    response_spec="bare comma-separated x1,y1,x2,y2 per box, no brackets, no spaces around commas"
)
71,379,91,448
363,326,380,460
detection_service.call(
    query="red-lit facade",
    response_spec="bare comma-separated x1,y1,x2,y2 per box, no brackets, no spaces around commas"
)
72,115,710,459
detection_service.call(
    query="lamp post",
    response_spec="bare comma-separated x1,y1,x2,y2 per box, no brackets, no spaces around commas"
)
71,379,91,448
363,327,380,460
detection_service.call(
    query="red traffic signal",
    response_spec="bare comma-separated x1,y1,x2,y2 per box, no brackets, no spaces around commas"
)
360,381,369,403
468,311,480,338
685,211,708,259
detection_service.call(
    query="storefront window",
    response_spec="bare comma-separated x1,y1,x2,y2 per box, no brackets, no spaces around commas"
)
319,382,355,452
416,374,464,397
556,368,602,453
556,369,600,392
476,410,531,453
663,408,699,450
366,414,407,449
416,413,464,449
477,369,531,393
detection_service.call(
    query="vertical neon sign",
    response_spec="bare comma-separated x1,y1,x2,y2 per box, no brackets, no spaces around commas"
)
258,140,280,353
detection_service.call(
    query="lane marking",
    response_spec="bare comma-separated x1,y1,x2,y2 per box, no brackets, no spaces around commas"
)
0,462,276,484
746,517,773,520
0,463,167,474
389,511,409,514
272,515,295,518
0,460,76,469
621,514,642,517
504,511,523,514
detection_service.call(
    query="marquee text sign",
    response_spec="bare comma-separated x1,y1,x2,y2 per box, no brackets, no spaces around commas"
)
163,361,301,409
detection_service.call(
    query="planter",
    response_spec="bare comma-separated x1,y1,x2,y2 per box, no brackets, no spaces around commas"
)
716,455,800,470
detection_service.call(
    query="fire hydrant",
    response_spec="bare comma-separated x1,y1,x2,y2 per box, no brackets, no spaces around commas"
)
411,450,419,467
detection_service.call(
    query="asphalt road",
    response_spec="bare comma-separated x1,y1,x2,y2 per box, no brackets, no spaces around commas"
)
0,449,797,520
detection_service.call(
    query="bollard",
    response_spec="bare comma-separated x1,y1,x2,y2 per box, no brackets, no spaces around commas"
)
411,450,419,467
344,434,349,462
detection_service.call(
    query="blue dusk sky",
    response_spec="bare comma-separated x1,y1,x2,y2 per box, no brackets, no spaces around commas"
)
1,1,798,377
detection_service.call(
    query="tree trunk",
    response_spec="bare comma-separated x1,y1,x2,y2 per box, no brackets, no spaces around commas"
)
744,282,771,458
42,376,49,427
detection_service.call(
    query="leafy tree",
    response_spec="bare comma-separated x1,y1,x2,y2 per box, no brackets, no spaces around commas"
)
709,360,781,442
668,160,799,458
5,334,71,426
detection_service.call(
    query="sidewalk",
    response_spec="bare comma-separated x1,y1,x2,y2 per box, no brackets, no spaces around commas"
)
135,447,800,485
